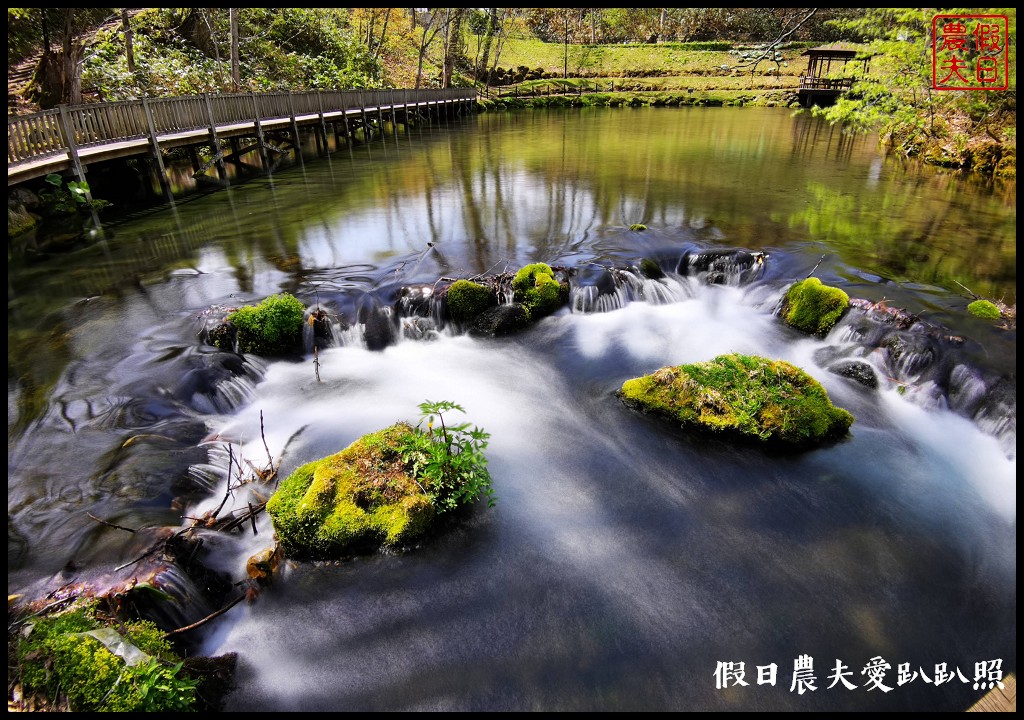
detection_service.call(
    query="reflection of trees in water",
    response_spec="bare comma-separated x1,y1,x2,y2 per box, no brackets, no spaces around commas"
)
787,177,1016,304
789,111,860,164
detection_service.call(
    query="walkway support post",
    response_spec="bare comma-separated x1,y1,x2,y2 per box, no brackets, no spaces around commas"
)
142,97,172,199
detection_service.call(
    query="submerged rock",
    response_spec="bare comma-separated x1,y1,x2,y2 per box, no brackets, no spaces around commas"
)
618,353,854,448
678,249,768,284
828,359,879,389
469,303,530,336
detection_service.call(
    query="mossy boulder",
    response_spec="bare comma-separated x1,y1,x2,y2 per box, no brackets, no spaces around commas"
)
780,277,850,336
216,293,306,355
512,262,570,320
445,279,498,322
618,353,854,448
967,299,1002,320
12,601,199,712
266,423,435,559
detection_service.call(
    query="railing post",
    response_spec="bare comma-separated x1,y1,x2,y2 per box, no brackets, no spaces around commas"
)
142,97,172,199
286,91,303,163
202,93,226,178
56,104,101,231
315,91,328,155
56,104,87,188
250,92,269,169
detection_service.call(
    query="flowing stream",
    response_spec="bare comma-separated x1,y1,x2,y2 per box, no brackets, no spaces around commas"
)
8,107,1015,711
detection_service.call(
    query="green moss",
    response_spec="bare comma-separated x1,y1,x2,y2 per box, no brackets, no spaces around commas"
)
14,602,197,712
446,279,497,322
781,277,850,336
967,299,1002,320
267,423,436,559
618,353,853,447
630,223,648,231
639,257,665,279
511,262,569,320
227,292,306,355
8,204,39,237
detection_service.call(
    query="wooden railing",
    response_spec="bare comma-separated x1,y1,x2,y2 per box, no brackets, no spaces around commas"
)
8,88,476,171
798,77,854,91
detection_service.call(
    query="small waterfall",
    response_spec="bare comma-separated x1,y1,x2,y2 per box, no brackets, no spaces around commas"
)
173,352,264,415
676,248,769,285
570,265,693,314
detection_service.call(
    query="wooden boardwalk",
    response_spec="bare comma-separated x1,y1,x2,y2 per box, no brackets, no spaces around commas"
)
8,88,477,188
967,673,1016,712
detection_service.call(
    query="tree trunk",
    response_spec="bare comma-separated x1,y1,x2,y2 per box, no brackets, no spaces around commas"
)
477,8,497,80
42,10,51,55
122,9,135,74
442,9,464,89
62,9,83,105
229,8,240,91
372,9,392,60
180,9,218,59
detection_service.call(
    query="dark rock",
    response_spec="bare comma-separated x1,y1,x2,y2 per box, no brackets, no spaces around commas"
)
829,359,879,389
469,303,530,336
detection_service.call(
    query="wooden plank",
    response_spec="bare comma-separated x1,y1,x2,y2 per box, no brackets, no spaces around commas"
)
967,673,1016,712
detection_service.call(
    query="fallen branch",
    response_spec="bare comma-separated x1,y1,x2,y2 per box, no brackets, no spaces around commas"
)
162,593,246,638
87,513,137,533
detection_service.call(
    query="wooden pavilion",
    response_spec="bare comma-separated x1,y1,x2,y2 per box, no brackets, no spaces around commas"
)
797,46,871,108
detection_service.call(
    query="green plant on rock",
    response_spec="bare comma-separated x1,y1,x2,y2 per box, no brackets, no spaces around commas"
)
967,299,1002,320
13,601,199,712
228,292,306,355
780,277,850,336
512,262,569,320
400,400,495,513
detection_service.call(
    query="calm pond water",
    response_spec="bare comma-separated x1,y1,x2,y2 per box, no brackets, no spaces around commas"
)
7,107,1016,711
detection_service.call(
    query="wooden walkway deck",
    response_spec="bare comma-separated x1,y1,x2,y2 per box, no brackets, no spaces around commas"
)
8,88,477,188
967,673,1016,712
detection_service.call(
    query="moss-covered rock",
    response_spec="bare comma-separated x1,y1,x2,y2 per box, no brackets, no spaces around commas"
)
780,277,850,336
967,299,1002,320
512,262,569,320
445,279,498,322
639,257,665,279
618,353,853,448
13,601,199,712
266,423,435,559
8,203,39,237
222,293,306,355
